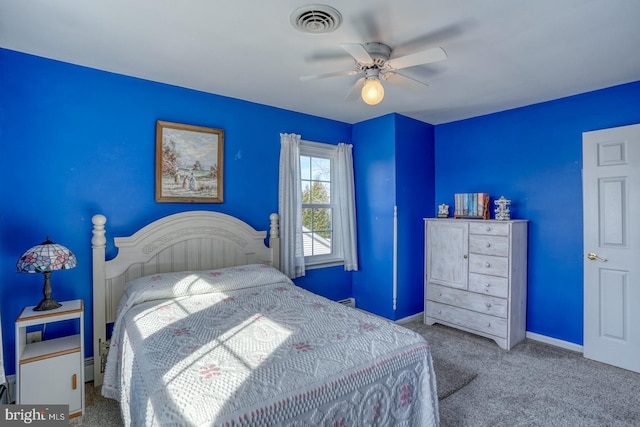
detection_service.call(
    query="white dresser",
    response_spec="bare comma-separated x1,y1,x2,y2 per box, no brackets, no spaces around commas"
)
424,218,528,350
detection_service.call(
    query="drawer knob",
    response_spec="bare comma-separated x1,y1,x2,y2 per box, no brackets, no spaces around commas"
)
485,262,491,268
487,322,491,327
486,242,491,248
485,283,491,288
485,303,492,308
437,310,442,315
438,293,443,297
486,226,491,232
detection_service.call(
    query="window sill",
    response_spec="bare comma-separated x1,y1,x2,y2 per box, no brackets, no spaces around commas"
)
305,258,344,270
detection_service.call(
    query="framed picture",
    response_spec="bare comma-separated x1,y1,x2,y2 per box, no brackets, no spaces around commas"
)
155,120,224,203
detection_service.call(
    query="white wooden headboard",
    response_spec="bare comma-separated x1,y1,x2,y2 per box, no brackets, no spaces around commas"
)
91,210,280,386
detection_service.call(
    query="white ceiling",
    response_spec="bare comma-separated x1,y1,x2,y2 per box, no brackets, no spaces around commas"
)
1,0,639,125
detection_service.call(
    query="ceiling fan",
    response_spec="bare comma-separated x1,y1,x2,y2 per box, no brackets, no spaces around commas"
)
301,42,447,105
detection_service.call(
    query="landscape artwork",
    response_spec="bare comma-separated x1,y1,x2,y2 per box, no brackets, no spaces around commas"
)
155,120,224,203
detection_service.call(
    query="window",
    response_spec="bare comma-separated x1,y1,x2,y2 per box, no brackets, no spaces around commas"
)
279,133,357,277
300,141,342,267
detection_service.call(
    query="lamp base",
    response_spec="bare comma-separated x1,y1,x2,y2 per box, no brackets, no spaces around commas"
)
33,270,62,311
33,297,62,311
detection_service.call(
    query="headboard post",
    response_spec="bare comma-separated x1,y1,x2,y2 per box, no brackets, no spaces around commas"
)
269,213,280,270
91,214,107,387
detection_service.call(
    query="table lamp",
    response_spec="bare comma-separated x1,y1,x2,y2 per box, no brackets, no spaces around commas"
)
16,237,77,311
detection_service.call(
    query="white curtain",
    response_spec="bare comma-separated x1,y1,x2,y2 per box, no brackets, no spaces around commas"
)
278,133,305,278
336,143,359,271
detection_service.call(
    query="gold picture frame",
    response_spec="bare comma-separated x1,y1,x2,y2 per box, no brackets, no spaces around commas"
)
155,120,224,203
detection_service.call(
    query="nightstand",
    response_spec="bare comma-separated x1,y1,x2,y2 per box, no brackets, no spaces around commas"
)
15,299,84,419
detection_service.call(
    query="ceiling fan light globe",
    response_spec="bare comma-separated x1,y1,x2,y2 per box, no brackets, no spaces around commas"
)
361,78,384,105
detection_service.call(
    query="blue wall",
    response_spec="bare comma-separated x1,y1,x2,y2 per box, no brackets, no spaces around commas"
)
0,48,352,375
352,114,435,320
352,115,397,318
1,46,639,377
395,115,435,318
434,81,640,344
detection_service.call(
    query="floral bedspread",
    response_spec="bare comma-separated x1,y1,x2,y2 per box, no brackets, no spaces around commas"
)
102,264,439,426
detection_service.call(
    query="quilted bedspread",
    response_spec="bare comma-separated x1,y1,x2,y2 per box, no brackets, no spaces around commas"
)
102,264,439,426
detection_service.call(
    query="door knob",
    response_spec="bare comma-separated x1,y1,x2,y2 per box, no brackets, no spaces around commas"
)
587,252,607,262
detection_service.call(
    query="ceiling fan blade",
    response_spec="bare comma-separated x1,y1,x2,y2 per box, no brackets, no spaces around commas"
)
345,77,365,101
387,47,447,70
382,72,429,91
300,70,359,82
340,43,373,64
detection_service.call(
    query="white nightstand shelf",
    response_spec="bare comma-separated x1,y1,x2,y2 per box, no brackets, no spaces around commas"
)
15,299,84,419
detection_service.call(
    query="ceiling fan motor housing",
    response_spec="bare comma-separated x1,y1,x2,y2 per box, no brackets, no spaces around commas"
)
359,42,391,69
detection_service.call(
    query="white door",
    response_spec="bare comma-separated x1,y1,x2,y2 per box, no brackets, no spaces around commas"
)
583,123,640,373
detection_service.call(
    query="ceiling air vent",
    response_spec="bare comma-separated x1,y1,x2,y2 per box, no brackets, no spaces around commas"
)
290,5,342,34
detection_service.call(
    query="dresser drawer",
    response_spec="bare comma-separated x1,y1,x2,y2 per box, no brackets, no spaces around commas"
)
469,254,509,277
469,222,510,236
426,301,508,338
469,235,509,256
428,283,507,318
468,273,509,298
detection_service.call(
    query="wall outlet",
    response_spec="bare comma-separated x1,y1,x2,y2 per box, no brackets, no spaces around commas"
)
26,331,42,343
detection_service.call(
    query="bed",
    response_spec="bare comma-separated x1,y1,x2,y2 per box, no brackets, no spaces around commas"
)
92,211,439,426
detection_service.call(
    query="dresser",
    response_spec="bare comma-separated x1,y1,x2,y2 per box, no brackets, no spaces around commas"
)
424,218,528,350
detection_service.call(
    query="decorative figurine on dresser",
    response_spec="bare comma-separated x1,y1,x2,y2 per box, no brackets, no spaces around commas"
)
494,196,512,220
423,215,528,350
437,203,450,218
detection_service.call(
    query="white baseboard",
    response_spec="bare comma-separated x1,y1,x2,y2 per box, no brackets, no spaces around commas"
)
396,311,583,353
525,331,583,353
85,357,94,382
337,298,356,308
395,312,423,324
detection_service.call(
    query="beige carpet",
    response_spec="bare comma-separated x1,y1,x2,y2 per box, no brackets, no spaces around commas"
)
433,355,477,400
70,382,121,426
404,321,640,427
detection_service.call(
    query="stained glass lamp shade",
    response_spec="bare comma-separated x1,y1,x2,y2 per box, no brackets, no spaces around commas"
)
16,237,77,311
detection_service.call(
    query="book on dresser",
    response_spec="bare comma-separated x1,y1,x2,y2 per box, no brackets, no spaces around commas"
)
423,218,528,350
